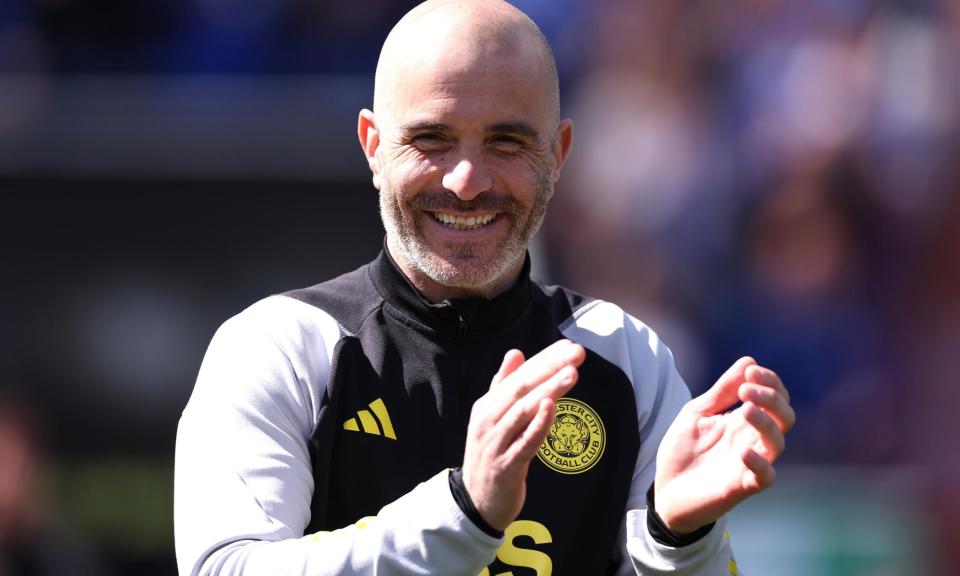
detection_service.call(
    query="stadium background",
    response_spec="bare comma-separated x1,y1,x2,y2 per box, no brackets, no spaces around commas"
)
2,0,958,574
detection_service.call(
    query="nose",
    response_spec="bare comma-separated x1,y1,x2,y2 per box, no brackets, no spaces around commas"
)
441,156,492,201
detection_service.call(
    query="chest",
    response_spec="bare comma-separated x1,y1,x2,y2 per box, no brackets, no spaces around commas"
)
308,321,641,575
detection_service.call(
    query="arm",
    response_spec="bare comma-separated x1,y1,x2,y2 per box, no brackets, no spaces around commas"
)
174,297,501,576
553,303,736,574
174,297,587,576
612,325,738,575
620,321,794,574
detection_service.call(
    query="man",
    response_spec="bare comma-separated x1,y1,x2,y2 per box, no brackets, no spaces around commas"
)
174,1,795,574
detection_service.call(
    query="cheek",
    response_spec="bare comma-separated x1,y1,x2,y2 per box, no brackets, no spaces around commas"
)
497,154,553,200
511,150,554,186
529,154,555,183
382,154,439,197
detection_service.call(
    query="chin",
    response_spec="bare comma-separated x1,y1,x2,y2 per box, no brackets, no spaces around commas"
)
425,261,498,290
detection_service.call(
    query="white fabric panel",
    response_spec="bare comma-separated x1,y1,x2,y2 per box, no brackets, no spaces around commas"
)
561,300,736,575
175,296,500,575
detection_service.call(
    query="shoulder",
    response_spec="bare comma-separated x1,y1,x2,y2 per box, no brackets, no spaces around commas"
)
191,295,346,428
196,259,382,409
533,282,689,427
283,261,383,335
532,282,672,369
217,295,346,371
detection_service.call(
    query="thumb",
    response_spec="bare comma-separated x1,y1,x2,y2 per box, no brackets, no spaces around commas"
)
691,356,756,415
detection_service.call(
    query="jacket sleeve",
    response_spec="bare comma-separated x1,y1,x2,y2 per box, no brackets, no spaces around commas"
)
174,296,501,576
616,313,741,575
560,301,739,575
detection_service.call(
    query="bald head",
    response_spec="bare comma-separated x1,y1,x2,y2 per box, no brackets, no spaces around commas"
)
373,0,560,122
357,0,574,300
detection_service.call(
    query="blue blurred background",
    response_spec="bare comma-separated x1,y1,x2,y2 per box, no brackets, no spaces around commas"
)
1,0,957,574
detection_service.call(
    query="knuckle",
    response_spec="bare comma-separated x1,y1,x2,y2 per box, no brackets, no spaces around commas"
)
470,399,486,419
772,433,785,453
766,466,778,486
786,410,797,429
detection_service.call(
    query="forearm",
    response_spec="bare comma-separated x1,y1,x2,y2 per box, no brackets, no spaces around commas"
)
176,301,500,575
620,485,735,575
624,511,734,575
617,329,739,575
186,471,501,576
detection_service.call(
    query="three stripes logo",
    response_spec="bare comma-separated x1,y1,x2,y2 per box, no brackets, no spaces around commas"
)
342,398,397,440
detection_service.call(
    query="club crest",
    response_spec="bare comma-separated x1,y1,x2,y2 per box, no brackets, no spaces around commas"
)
537,397,605,474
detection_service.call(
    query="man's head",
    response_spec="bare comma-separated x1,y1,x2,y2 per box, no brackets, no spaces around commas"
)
358,0,573,301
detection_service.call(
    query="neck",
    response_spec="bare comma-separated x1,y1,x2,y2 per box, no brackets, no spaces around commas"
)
385,239,524,303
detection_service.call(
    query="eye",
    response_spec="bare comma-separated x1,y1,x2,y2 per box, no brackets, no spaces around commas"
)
411,133,451,152
489,135,524,153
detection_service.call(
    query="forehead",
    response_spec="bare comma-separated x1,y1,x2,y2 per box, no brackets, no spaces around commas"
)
381,32,555,133
398,78,547,130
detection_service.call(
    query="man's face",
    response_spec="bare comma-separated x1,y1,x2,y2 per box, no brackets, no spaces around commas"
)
362,39,570,296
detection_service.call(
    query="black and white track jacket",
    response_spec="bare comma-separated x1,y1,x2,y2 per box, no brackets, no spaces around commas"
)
175,250,738,575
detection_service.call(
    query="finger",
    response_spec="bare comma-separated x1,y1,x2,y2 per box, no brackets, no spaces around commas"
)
503,397,557,464
741,447,776,493
491,364,578,456
738,383,796,433
691,356,756,416
742,402,786,462
488,340,585,419
744,365,790,402
491,349,526,389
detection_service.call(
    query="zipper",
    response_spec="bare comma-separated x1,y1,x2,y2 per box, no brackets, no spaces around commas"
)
458,314,468,337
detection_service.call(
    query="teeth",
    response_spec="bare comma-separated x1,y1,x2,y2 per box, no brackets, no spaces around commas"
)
432,212,496,230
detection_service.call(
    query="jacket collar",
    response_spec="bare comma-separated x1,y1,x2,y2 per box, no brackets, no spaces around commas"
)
369,243,532,338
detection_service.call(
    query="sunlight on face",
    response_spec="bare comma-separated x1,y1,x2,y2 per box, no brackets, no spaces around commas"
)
370,2,564,297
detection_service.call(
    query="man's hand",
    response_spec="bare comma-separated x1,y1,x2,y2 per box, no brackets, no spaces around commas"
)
462,340,586,532
654,357,795,534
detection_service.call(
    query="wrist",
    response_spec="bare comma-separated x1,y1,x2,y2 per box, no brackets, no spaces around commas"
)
449,468,504,539
646,483,714,547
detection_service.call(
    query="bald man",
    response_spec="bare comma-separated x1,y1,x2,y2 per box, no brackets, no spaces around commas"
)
174,1,795,574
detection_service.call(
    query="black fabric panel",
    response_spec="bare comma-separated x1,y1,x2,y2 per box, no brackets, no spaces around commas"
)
284,262,382,336
293,251,646,574
449,467,504,538
646,484,715,547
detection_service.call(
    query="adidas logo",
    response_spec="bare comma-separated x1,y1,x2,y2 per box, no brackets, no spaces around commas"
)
342,398,396,440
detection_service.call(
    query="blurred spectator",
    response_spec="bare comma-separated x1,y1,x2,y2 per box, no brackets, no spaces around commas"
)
703,161,897,464
545,0,733,386
901,177,960,570
0,0,418,75
545,0,958,471
0,395,105,576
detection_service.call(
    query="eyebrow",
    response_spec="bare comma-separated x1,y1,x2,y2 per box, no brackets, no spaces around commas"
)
397,120,541,142
487,122,540,142
398,121,452,138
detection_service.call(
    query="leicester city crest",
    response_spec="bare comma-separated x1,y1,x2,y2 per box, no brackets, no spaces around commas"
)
536,397,606,474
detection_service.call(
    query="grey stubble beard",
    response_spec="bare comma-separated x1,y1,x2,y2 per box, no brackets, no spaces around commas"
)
379,173,552,291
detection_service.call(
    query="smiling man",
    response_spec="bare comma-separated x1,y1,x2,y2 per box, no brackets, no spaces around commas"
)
174,1,795,575
364,0,568,302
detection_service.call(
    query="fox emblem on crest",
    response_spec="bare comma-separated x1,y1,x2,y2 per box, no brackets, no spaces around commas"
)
549,414,589,456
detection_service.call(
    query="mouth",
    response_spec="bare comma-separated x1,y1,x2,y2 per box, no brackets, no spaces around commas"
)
428,211,499,231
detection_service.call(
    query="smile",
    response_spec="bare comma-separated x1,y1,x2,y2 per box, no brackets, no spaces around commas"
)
429,211,497,231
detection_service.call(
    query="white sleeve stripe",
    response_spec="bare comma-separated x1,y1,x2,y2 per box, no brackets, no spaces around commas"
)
559,299,736,575
177,297,502,576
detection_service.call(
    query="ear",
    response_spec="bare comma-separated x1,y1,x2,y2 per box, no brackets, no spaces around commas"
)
550,118,574,183
358,108,383,190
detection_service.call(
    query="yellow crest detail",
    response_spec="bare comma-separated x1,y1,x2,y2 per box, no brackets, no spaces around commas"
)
536,398,605,474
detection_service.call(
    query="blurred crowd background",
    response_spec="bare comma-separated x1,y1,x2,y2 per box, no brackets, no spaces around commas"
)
2,0,958,574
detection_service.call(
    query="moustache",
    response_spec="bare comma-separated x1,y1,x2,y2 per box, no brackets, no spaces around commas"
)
410,190,523,215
